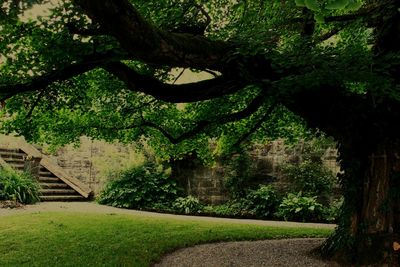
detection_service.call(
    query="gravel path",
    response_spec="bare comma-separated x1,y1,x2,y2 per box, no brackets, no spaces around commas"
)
154,238,340,267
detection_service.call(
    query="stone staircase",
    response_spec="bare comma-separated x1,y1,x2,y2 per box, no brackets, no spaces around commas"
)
0,145,91,201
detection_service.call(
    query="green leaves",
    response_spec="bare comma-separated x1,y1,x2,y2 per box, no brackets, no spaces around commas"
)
294,0,363,13
0,168,40,204
245,185,281,218
304,0,320,11
295,0,306,7
325,0,349,10
172,196,204,214
97,162,181,209
345,0,362,11
276,192,325,222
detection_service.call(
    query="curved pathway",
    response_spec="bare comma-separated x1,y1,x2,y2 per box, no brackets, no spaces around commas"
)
154,238,340,267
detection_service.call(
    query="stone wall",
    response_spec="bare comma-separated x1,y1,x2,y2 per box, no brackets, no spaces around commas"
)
172,158,229,205
0,135,143,195
173,140,339,204
49,137,144,194
0,135,339,202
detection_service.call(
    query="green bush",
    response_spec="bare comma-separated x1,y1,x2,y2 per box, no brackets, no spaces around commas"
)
0,168,40,204
172,196,204,214
245,185,280,218
281,161,335,196
97,162,181,209
323,197,343,223
275,192,325,222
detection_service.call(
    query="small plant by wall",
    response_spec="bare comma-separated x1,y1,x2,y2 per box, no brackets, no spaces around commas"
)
275,193,326,222
0,168,40,204
172,195,204,214
244,185,281,218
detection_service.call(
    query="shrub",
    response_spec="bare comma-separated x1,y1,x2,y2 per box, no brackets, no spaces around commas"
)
172,196,203,214
97,162,181,209
0,168,40,204
275,192,325,222
281,161,336,196
323,197,343,223
245,185,280,218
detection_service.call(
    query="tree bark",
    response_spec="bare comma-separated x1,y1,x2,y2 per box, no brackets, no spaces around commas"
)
73,0,231,70
284,87,400,265
324,140,400,266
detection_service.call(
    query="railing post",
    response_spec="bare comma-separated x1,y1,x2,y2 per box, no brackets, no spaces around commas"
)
24,155,42,178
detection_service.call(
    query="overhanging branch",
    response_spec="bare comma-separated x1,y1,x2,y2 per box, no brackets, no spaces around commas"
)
73,0,232,71
141,93,269,144
0,52,127,101
103,61,247,103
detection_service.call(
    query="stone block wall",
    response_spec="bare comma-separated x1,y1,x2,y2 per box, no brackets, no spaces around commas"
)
0,135,143,195
172,159,229,205
49,137,144,194
0,135,339,203
173,140,340,204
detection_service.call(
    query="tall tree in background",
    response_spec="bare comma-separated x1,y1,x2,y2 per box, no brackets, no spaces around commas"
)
1,0,400,265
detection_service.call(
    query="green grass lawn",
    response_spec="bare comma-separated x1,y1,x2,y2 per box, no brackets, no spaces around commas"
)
0,212,333,267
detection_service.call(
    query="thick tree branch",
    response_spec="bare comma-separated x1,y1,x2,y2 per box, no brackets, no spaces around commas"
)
73,0,232,71
0,52,127,101
66,23,106,36
141,93,268,144
103,62,247,103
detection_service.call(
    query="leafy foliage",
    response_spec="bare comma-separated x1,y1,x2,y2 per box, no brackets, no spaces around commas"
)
0,168,40,204
172,195,204,214
282,161,336,196
276,193,325,222
323,197,344,223
97,162,181,209
245,185,281,218
0,1,399,263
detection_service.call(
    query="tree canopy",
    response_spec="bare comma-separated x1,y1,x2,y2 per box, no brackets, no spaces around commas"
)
2,0,396,150
1,0,400,265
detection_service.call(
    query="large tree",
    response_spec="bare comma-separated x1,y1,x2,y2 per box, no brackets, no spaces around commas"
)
1,0,400,265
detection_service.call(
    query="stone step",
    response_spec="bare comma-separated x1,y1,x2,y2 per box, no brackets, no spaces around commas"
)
39,171,54,177
40,189,77,195
38,177,60,183
0,148,22,153
0,154,25,161
40,195,86,202
3,159,25,164
40,183,70,189
5,160,25,167
1,146,88,202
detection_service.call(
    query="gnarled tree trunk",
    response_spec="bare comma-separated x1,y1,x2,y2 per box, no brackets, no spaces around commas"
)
324,140,400,266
